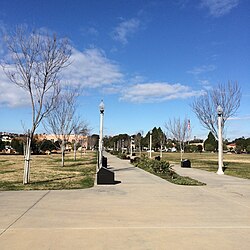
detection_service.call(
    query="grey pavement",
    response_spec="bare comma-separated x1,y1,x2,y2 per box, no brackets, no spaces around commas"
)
0,152,249,250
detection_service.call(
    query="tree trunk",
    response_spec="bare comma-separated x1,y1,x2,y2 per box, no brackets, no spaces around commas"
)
23,136,31,184
61,141,65,167
180,142,183,162
74,142,77,161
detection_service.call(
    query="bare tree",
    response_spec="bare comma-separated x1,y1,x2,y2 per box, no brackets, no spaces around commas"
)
165,118,189,161
44,89,86,167
73,123,90,160
1,26,71,184
192,81,241,138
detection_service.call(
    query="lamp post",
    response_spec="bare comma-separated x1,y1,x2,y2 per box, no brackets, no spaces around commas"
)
130,136,134,158
122,139,124,153
99,100,104,169
217,105,224,175
149,130,152,159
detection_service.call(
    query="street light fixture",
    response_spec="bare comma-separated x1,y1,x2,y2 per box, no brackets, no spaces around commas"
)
217,105,223,116
99,100,104,169
217,105,224,175
99,100,105,114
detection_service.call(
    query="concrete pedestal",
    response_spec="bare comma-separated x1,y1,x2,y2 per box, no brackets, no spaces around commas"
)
181,159,191,168
97,167,115,185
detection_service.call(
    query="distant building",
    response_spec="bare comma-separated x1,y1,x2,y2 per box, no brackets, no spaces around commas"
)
189,138,204,151
4,145,15,154
1,135,12,143
226,143,236,151
37,134,88,149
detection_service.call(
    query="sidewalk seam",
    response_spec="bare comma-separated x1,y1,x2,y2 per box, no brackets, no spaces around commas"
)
0,190,50,237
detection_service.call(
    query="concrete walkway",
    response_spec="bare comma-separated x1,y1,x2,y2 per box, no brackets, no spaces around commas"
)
0,152,249,249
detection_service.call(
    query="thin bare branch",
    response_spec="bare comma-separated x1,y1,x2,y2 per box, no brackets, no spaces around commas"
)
44,88,87,166
165,117,189,161
192,81,241,139
1,26,71,183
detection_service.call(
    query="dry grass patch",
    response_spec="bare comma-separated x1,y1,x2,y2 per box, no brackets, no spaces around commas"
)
0,151,97,191
160,152,250,179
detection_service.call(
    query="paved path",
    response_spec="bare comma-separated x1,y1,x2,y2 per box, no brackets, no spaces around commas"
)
0,152,250,249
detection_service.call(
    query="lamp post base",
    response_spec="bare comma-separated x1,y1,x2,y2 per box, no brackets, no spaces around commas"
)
217,169,224,175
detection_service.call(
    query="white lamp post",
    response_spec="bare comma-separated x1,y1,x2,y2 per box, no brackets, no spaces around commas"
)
217,105,224,175
130,136,133,158
99,100,104,169
149,130,152,159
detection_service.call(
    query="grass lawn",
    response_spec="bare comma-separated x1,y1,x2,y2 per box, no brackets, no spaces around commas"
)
0,151,97,191
158,152,250,179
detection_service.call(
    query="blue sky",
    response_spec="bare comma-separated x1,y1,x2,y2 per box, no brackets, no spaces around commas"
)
0,0,249,140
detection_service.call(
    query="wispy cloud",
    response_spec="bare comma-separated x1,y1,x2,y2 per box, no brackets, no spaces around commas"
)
102,85,122,95
120,82,204,103
0,39,4,55
200,0,239,17
62,48,124,88
0,22,7,55
112,18,140,45
80,26,99,37
228,115,250,121
198,79,213,90
187,64,216,75
176,0,190,9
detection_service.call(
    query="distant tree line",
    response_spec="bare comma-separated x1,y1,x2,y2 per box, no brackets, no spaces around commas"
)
1,132,250,157
0,136,80,155
230,137,250,153
103,127,203,155
203,132,250,153
103,127,167,153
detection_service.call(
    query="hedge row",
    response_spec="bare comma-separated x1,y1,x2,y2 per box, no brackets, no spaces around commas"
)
134,155,170,174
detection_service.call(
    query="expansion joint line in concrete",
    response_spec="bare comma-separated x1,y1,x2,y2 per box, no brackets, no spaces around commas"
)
201,187,250,209
0,191,50,237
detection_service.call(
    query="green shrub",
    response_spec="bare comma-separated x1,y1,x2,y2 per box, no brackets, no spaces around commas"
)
117,152,127,159
133,155,205,186
109,150,118,155
205,143,215,152
134,156,170,174
130,156,141,164
10,138,24,154
0,139,5,151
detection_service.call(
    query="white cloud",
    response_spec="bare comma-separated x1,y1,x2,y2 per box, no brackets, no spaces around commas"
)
199,79,210,86
200,0,239,17
129,74,146,84
62,48,124,88
112,18,140,45
187,64,216,75
120,82,204,103
0,68,29,107
102,85,122,95
0,47,124,107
